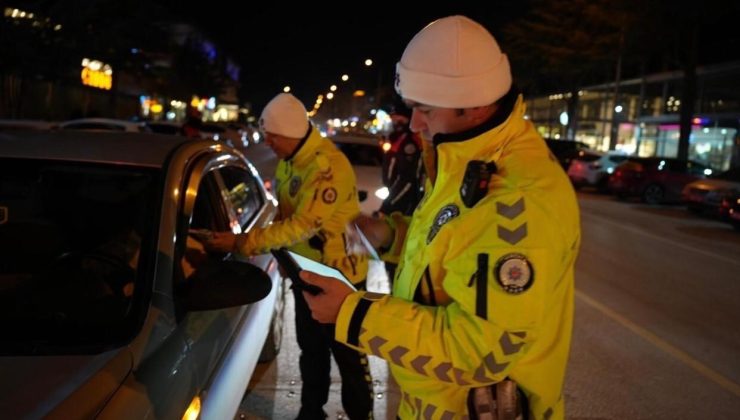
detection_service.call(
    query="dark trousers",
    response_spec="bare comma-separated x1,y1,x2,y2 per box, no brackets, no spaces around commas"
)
292,287,374,420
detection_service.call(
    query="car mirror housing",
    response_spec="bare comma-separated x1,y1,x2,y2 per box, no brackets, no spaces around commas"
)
185,260,272,311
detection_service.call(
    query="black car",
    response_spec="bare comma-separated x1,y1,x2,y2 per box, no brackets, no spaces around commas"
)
544,138,590,170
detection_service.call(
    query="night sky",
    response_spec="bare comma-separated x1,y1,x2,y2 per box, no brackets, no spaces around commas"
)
172,3,530,110
8,0,740,114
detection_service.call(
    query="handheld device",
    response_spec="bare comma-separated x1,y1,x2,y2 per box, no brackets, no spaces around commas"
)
460,160,497,208
271,248,357,295
270,248,324,295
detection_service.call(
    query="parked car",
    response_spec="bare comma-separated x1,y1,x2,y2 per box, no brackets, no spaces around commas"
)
0,130,284,420
331,132,385,214
608,157,710,204
681,168,740,217
725,192,740,230
146,120,183,135
59,118,149,132
567,150,629,190
544,138,590,170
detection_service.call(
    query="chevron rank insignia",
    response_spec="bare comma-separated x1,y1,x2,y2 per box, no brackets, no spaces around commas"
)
495,253,533,294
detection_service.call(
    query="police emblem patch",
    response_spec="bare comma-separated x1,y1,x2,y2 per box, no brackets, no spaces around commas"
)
426,204,460,244
289,176,301,197
494,253,533,294
322,187,337,204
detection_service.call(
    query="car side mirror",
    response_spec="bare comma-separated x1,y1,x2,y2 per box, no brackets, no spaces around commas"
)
358,190,368,202
184,260,272,311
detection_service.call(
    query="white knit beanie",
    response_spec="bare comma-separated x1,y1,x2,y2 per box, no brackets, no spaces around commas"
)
259,93,309,138
395,15,512,108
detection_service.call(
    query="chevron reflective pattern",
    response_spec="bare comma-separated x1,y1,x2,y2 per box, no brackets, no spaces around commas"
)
496,197,527,245
499,331,526,355
453,367,470,386
433,361,453,382
388,345,410,367
411,355,432,375
367,336,387,356
482,352,509,375
497,222,527,245
496,197,525,219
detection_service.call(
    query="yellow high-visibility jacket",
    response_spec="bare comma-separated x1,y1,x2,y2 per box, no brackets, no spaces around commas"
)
335,95,580,418
235,127,368,284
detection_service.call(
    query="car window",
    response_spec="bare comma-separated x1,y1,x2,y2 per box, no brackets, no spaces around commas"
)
218,166,264,229
335,142,383,167
179,170,228,284
0,158,160,354
608,155,629,164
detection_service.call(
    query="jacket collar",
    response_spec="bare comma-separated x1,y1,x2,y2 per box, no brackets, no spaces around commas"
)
433,93,526,165
286,125,321,166
432,89,519,147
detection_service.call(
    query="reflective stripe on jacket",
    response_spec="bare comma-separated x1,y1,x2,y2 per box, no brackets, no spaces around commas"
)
236,127,368,284
335,95,580,418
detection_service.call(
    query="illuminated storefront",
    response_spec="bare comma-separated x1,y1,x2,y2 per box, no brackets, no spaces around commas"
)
526,62,740,170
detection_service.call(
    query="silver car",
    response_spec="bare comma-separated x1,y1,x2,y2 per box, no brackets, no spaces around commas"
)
0,130,284,419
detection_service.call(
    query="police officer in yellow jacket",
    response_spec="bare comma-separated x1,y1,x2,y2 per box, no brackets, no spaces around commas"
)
299,16,580,420
203,93,373,419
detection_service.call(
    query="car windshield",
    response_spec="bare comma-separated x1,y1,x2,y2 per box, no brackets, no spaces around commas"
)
0,158,161,354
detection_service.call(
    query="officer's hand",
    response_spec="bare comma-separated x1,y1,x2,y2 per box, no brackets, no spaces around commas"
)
354,214,393,250
202,231,237,253
300,270,354,324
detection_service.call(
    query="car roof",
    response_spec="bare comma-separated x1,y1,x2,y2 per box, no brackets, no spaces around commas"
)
0,130,195,168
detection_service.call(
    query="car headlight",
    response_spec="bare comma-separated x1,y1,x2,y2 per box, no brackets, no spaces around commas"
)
375,187,389,199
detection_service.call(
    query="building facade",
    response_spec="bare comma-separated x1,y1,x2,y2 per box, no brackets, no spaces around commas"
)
525,61,740,170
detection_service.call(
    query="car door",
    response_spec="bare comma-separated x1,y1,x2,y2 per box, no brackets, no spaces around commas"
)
174,155,280,419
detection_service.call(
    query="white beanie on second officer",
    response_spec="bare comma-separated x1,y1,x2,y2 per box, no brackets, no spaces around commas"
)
395,15,512,109
259,93,309,138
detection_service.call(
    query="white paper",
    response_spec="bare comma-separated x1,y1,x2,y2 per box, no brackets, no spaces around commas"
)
287,250,357,291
